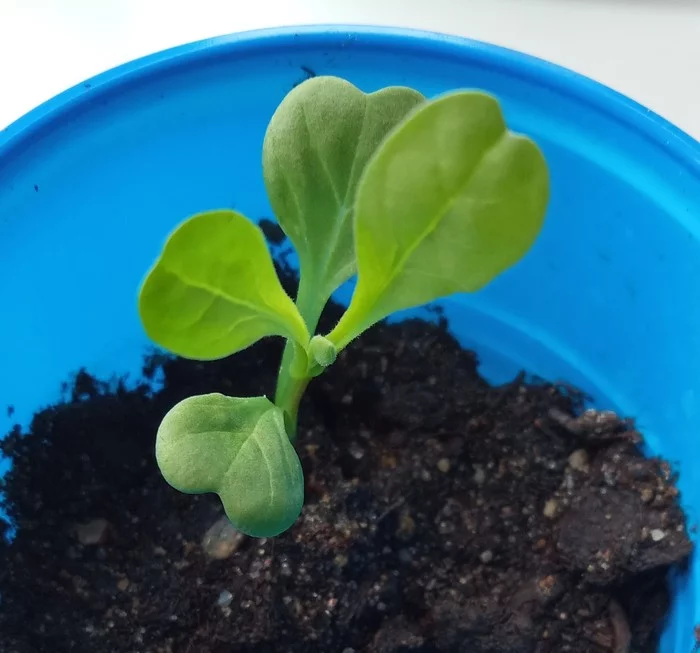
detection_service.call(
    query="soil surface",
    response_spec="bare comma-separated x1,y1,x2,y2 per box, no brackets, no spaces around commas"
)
0,260,693,652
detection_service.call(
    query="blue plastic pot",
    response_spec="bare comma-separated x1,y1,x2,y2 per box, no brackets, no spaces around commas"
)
1,26,699,649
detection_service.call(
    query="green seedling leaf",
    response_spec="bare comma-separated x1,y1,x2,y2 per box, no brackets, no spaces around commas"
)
156,393,304,537
328,92,549,350
139,209,309,360
263,76,425,318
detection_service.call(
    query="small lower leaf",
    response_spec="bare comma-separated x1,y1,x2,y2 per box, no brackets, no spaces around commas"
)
155,393,304,537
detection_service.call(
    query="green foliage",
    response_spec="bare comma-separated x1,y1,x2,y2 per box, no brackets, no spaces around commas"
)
139,209,308,360
156,394,304,537
262,76,424,320
139,76,550,539
265,76,424,430
327,92,549,349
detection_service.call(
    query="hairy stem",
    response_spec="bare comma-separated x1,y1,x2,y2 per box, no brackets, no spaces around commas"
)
325,290,375,352
275,274,326,440
277,375,311,439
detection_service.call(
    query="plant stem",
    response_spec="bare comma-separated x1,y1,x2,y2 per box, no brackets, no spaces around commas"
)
325,293,372,352
275,275,326,440
277,375,311,439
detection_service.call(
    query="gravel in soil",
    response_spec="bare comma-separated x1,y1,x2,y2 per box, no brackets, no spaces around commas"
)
0,277,692,653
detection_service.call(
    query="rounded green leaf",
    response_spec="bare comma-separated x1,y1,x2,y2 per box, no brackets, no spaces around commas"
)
156,393,304,538
329,91,549,349
139,210,309,360
263,76,425,312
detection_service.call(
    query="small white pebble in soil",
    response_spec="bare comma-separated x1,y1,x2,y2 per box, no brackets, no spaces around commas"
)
202,516,246,560
568,449,589,472
437,458,451,473
641,488,654,503
249,560,264,580
217,590,233,608
651,529,667,542
421,469,432,482
543,499,558,519
480,550,494,564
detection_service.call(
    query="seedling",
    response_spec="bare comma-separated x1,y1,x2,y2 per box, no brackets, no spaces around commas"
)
138,76,549,537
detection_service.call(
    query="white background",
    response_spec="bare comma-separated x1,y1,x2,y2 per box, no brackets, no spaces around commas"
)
1,0,700,139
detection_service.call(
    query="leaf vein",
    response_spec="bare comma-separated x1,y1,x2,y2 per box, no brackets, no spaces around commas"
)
368,130,508,307
252,428,276,510
271,145,310,258
299,103,343,207
159,263,293,340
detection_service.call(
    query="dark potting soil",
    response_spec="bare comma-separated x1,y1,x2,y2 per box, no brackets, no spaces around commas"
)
0,266,693,653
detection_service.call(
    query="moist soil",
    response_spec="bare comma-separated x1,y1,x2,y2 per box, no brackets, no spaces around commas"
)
0,250,693,652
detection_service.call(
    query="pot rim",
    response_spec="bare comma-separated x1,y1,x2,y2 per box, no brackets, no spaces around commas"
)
1,24,699,175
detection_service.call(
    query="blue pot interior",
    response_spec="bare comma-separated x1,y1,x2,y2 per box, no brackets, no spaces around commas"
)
1,28,699,651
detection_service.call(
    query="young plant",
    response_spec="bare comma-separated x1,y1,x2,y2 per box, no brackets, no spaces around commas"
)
138,76,549,537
